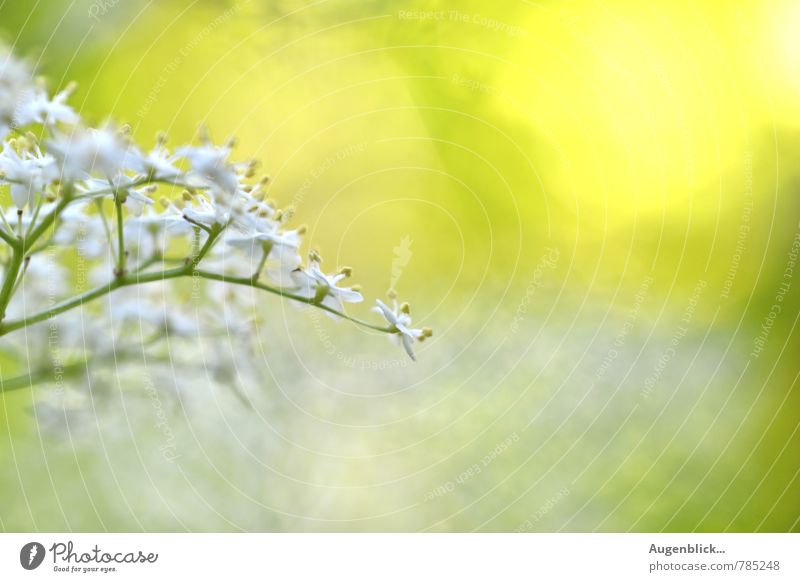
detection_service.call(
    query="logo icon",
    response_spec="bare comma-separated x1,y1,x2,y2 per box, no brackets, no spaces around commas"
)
389,235,413,291
20,542,45,570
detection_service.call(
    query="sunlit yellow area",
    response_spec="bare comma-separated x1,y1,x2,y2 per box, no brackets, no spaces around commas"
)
0,0,797,532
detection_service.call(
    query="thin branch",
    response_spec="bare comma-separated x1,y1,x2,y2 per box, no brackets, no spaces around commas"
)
113,191,126,276
23,195,44,239
193,270,391,332
0,244,24,320
0,360,86,394
0,224,17,247
0,206,13,236
0,262,391,337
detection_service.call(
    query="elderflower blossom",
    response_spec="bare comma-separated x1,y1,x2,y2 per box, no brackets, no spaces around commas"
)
47,126,133,180
0,50,35,138
0,42,432,396
16,83,80,128
291,253,363,314
0,141,58,208
372,297,432,361
177,142,239,195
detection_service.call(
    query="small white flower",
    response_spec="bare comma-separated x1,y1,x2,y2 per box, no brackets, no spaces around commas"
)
76,175,153,214
126,203,190,232
181,195,229,228
0,143,58,208
177,143,239,195
125,203,194,261
226,216,304,278
0,50,34,138
291,257,363,314
125,186,157,215
77,174,132,197
131,144,182,179
229,238,302,284
47,126,131,180
372,298,431,361
15,85,79,127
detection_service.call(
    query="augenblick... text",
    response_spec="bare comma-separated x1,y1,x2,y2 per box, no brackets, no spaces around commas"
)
649,543,722,557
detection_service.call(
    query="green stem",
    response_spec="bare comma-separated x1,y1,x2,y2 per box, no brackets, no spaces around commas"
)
23,195,44,240
0,225,17,247
10,255,30,296
95,198,113,251
0,361,86,394
114,193,126,277
182,215,211,234
0,261,390,336
193,270,389,332
189,224,221,269
0,244,24,320
0,206,13,236
25,192,71,248
252,241,272,280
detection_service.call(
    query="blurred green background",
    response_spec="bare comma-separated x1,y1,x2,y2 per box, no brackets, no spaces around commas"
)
0,0,798,531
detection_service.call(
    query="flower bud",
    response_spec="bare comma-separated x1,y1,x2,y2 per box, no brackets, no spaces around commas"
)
198,123,210,144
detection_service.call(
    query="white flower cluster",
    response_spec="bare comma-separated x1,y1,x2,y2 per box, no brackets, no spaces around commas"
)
0,47,432,376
